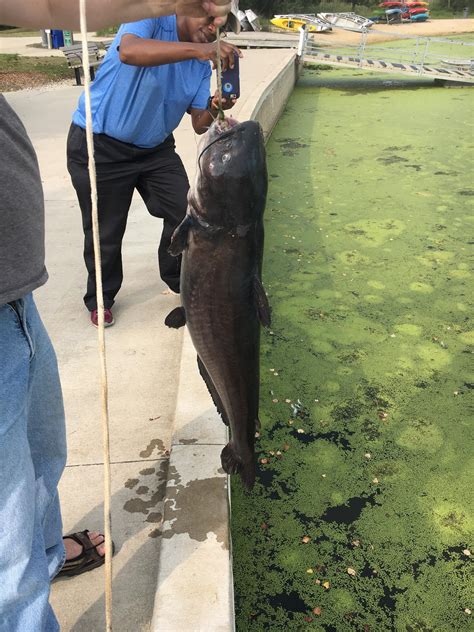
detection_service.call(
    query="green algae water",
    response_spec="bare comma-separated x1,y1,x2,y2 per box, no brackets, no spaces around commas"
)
231,65,474,631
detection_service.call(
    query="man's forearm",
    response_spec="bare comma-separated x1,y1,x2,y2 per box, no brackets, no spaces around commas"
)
192,108,216,135
0,0,231,30
119,34,211,67
0,0,175,30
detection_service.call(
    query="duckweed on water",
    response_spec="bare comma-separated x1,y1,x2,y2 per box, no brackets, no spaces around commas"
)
231,65,474,631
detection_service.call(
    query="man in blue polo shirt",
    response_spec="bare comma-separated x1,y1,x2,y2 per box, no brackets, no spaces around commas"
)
67,11,241,327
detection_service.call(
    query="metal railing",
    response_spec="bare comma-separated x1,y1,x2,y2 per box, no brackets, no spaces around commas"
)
297,24,474,82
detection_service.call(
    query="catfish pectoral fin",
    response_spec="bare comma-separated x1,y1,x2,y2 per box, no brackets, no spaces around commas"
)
253,276,271,327
221,443,256,491
165,306,186,329
168,215,193,256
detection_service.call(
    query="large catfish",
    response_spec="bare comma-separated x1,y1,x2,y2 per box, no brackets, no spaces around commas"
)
165,117,270,490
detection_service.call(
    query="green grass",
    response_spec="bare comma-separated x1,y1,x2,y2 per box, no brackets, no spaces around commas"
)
0,27,41,37
95,25,119,37
0,53,69,76
0,54,73,90
231,60,474,632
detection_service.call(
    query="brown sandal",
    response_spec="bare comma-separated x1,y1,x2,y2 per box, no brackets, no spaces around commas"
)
56,530,114,578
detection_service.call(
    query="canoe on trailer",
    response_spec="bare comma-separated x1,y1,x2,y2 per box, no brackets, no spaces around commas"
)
271,14,332,33
317,12,374,32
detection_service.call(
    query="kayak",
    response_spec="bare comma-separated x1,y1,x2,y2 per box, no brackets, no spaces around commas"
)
410,12,429,20
271,15,332,32
409,7,430,14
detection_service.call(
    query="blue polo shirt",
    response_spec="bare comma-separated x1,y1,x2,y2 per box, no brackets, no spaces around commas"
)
72,16,212,148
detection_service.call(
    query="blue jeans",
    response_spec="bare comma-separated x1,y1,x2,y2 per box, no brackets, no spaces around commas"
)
0,294,67,632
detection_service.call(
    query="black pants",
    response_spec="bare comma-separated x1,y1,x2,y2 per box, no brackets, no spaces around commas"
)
66,124,189,311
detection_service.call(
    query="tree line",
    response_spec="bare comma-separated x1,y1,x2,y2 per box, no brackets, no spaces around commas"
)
244,0,473,15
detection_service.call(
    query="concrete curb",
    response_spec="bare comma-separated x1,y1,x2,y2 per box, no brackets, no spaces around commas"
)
151,52,298,632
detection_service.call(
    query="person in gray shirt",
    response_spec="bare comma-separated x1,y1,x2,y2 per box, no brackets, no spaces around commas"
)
0,2,233,630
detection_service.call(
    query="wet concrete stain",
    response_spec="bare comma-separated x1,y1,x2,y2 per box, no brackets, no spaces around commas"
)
124,478,139,489
161,476,228,548
140,438,166,458
123,487,166,516
123,458,169,539
148,529,160,538
146,512,163,524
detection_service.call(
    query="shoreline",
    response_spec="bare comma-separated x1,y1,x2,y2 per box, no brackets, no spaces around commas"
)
310,18,474,45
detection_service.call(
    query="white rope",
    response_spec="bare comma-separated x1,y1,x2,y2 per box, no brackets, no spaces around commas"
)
215,27,224,119
78,2,113,630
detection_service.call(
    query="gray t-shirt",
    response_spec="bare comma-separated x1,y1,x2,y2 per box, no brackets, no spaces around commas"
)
0,94,48,303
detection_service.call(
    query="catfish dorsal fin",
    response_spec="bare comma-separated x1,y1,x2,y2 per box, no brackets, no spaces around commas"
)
168,214,193,256
253,276,271,327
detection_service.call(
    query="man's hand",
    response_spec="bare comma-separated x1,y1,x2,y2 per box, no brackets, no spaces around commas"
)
176,1,232,27
198,41,242,71
209,91,237,112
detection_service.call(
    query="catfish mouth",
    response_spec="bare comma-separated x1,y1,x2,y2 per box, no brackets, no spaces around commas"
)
198,116,240,173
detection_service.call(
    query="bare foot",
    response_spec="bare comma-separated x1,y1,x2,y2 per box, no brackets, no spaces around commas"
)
64,531,105,560
161,288,178,296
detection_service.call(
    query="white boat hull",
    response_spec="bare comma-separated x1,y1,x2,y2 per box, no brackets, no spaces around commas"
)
318,12,374,32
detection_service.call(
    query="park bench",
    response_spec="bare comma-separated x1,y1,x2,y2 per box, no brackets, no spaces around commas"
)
60,43,103,86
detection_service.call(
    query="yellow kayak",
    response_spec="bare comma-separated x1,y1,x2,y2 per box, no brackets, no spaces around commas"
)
271,15,332,33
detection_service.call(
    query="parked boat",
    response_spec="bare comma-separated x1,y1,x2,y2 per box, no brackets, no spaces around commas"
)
410,12,429,20
317,12,374,32
379,1,430,7
271,14,332,33
237,9,253,31
236,9,262,31
408,6,430,14
245,9,262,32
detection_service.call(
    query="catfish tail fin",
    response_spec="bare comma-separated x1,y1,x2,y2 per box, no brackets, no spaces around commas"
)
221,443,255,491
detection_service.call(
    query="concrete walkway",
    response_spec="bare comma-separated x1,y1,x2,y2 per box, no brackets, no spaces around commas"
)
5,46,295,631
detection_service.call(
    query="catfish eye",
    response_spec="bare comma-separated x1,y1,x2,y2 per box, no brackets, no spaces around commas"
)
222,153,231,163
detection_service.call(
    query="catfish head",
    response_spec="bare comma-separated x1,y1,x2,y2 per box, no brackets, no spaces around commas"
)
191,117,268,229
